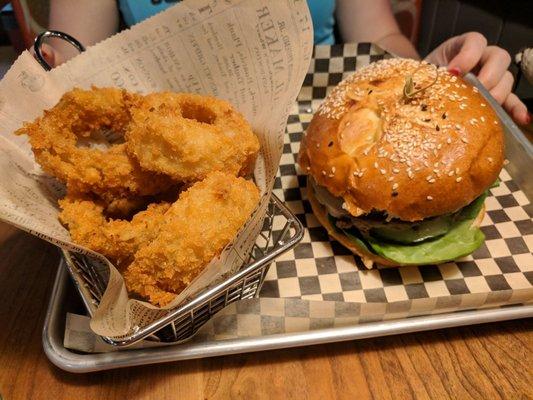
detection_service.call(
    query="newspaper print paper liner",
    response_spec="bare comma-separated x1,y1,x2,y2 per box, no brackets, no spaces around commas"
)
62,44,532,352
0,0,314,337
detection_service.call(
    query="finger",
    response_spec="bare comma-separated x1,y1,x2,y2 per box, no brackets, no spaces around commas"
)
503,93,530,125
489,71,514,104
40,44,56,67
476,46,511,90
30,43,57,67
447,32,487,75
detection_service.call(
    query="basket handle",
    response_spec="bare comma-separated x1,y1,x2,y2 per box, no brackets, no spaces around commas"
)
33,30,86,71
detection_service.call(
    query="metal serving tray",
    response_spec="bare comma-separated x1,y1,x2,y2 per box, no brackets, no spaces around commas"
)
42,72,533,373
43,264,533,373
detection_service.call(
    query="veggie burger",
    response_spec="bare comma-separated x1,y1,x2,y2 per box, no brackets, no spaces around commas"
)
298,58,504,268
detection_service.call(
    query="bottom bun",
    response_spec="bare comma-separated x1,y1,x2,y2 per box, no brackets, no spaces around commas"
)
307,183,485,269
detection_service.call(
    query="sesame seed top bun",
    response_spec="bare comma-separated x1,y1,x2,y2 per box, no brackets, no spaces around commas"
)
298,58,504,221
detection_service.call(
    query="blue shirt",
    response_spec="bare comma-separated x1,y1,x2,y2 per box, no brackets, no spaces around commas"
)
118,0,335,45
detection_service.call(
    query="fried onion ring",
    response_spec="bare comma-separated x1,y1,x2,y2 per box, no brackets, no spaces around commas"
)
59,192,171,268
124,172,260,306
16,87,173,197
125,92,260,182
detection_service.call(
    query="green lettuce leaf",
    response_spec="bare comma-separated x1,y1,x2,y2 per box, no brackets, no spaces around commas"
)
365,220,485,265
332,191,487,265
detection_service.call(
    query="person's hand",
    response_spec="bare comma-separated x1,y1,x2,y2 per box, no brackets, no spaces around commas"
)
426,32,530,125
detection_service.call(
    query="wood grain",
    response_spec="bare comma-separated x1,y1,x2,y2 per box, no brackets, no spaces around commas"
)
0,222,531,400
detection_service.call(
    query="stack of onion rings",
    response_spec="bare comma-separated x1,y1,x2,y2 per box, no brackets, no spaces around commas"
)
17,86,261,305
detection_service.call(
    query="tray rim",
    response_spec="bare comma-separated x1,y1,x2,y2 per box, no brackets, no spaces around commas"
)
43,260,533,373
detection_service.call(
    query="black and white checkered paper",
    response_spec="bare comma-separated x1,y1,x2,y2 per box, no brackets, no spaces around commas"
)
64,44,532,351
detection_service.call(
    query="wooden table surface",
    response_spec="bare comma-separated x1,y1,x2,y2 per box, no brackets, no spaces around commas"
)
0,223,532,400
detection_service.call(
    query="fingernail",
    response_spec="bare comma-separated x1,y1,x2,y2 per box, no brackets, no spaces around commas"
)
448,67,462,76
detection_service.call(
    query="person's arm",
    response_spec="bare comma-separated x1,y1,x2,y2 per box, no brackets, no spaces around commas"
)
335,0,419,59
46,0,119,66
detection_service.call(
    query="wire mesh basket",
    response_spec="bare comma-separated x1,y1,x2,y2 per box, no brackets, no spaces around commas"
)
33,30,303,347
62,193,303,346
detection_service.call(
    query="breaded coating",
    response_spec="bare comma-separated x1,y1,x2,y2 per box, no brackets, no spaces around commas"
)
125,92,260,182
59,193,171,268
124,172,260,306
16,87,173,198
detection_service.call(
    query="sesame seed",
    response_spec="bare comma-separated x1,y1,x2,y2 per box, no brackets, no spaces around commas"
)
480,116,486,122
316,143,320,148
455,168,460,174
481,103,486,107
448,170,455,176
494,120,499,125
331,166,336,173
392,183,399,190
392,168,400,174
306,166,311,171
456,177,462,182
427,196,433,201
473,87,479,93
388,176,394,182
487,157,493,163
374,162,379,169
321,170,326,176
328,174,334,177
455,124,462,130
461,137,469,143
446,138,452,144
380,169,386,175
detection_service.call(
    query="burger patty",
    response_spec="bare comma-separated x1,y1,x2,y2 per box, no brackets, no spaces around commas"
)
311,177,487,245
